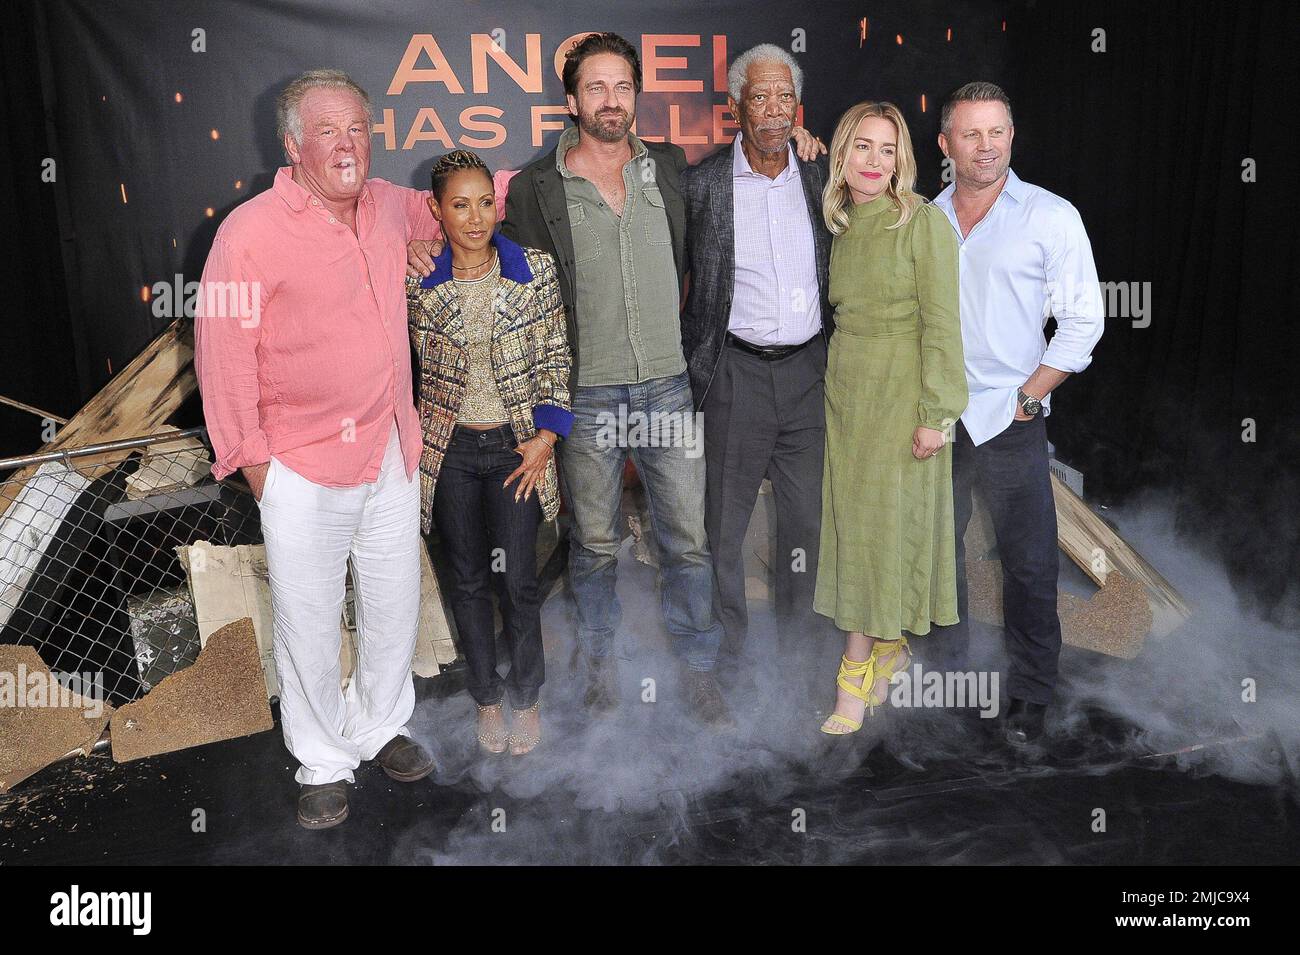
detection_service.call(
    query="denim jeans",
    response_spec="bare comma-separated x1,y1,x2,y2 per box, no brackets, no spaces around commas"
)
432,424,544,708
559,371,723,672
931,415,1062,705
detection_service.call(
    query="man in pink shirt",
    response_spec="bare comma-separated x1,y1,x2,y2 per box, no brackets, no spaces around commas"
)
194,69,437,829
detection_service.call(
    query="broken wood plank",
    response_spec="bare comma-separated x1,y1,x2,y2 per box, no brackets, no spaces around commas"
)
0,645,113,793
965,558,1152,659
178,542,280,699
0,319,196,520
109,617,273,762
1050,473,1191,637
124,425,211,499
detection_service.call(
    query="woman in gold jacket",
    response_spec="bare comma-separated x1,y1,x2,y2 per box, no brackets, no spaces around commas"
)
406,150,572,758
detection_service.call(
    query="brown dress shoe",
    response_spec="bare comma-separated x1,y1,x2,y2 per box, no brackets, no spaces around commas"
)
297,781,349,830
374,735,436,782
684,668,736,730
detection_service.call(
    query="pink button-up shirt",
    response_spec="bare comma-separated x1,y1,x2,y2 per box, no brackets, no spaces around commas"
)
195,167,436,486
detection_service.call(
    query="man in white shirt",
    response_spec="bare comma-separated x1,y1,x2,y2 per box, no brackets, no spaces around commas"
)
932,82,1104,745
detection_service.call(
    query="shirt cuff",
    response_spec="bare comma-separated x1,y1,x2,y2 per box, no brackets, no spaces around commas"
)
209,429,271,481
533,404,574,439
1040,344,1093,375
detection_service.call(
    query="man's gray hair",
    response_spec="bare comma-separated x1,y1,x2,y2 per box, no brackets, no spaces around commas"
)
940,81,1013,135
727,44,803,102
276,69,372,153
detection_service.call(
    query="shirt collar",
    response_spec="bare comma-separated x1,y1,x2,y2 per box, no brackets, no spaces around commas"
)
934,181,956,210
732,131,799,183
1000,167,1028,203
273,165,373,212
934,167,1025,212
556,125,648,179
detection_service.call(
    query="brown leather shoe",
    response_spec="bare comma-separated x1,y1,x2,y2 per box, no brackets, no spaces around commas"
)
373,735,435,782
297,781,349,830
684,668,735,730
582,654,619,713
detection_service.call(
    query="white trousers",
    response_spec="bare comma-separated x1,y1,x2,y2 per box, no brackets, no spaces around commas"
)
257,420,421,785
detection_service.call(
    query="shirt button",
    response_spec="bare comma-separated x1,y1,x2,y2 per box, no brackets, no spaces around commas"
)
329,217,336,223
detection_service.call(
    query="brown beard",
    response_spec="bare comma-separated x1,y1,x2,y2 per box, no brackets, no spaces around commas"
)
579,107,634,143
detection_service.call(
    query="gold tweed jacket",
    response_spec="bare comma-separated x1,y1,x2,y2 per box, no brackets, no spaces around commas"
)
405,236,572,535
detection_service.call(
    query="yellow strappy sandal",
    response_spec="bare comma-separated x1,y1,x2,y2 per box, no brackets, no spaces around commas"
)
820,655,876,735
819,637,913,735
869,636,911,706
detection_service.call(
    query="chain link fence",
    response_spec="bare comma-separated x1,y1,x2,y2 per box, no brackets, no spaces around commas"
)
0,428,263,707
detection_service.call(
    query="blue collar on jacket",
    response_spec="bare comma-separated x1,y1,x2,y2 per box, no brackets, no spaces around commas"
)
420,231,533,288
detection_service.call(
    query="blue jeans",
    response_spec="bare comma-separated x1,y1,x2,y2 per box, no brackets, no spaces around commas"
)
433,425,544,708
559,371,722,672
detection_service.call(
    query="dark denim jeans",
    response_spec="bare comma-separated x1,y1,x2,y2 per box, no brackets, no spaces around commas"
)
558,371,723,672
932,415,1063,705
432,424,544,708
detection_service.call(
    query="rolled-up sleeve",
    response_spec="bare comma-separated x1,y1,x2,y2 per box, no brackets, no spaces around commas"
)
193,235,271,480
1042,203,1105,373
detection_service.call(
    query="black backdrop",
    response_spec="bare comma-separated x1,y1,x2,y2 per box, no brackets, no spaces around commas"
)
3,0,1296,623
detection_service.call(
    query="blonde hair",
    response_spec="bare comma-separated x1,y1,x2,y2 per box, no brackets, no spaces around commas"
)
822,101,923,234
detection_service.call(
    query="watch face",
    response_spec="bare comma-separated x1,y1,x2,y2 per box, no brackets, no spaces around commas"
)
1023,397,1041,414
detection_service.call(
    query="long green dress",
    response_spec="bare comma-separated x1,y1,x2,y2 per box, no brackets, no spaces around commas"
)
813,196,968,639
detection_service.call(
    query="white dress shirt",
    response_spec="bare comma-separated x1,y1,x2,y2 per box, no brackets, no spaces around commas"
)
934,169,1104,446
728,132,822,346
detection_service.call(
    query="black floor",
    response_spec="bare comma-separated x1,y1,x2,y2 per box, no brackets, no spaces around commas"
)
4,544,1298,866
2,649,1300,867
2,683,1296,865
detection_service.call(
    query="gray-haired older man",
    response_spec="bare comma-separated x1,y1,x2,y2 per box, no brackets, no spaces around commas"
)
680,44,833,678
195,70,439,829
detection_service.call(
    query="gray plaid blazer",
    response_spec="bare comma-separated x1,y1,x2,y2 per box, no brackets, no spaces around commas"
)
679,141,833,408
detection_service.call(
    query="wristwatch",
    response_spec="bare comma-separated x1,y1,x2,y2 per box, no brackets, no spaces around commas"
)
1016,388,1043,417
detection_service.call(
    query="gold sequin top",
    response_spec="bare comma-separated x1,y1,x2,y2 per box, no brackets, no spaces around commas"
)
453,256,510,424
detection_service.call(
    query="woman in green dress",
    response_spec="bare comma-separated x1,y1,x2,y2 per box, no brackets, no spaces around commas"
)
814,101,968,734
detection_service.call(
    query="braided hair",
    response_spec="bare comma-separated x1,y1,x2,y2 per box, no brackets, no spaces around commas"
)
430,149,492,201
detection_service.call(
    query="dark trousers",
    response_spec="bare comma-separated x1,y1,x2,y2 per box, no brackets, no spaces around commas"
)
702,335,827,661
432,424,544,708
933,415,1062,705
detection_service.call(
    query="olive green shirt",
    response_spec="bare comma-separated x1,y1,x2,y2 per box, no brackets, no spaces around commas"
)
556,126,685,386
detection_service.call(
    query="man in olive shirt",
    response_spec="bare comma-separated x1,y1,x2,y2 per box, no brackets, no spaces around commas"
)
499,33,731,727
